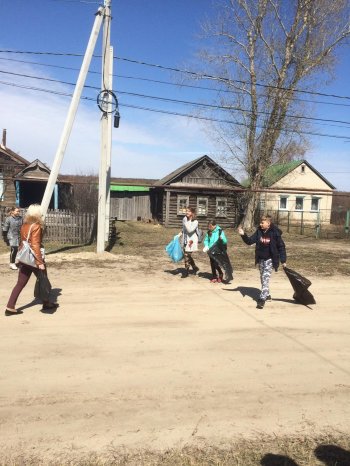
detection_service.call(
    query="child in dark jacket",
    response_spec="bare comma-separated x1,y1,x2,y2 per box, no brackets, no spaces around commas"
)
238,215,287,309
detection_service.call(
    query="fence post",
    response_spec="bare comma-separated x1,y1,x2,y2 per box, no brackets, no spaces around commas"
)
315,211,320,239
300,211,304,235
345,210,350,237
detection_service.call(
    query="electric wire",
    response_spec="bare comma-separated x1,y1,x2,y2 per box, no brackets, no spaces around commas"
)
1,79,350,141
2,56,350,109
1,49,350,101
1,69,350,129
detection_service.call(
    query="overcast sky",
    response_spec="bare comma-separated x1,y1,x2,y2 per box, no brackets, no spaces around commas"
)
0,0,349,190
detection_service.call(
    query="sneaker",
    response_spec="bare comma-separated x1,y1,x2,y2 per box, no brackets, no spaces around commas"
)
181,270,189,278
217,276,223,283
266,295,272,301
9,263,18,270
192,266,199,275
210,277,218,283
257,299,265,309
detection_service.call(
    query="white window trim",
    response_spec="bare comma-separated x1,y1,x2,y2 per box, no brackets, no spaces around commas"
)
0,172,3,201
310,196,321,212
216,197,228,217
295,196,305,211
177,195,189,215
197,197,208,217
279,195,289,211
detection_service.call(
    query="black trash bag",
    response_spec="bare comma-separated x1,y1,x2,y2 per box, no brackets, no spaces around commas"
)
284,267,316,305
208,239,233,282
34,270,52,302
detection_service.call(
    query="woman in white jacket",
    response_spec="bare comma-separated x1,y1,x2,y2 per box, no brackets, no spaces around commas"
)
179,207,199,278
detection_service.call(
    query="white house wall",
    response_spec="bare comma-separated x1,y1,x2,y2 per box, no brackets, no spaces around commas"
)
262,163,334,224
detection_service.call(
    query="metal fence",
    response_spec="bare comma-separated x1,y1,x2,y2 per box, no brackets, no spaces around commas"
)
258,208,350,239
0,207,96,245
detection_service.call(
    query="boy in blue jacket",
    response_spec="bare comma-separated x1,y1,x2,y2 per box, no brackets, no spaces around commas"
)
238,215,287,309
203,220,228,283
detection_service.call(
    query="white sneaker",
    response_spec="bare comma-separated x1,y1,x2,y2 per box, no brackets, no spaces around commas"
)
9,263,18,270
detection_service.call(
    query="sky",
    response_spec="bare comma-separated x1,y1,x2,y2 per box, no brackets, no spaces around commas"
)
0,0,349,191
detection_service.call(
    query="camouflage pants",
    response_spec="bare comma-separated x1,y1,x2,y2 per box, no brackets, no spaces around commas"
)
184,250,196,270
259,258,273,300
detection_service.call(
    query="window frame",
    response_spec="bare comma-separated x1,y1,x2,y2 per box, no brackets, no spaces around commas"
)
216,197,228,217
177,195,189,215
279,195,289,211
295,196,304,211
0,171,4,201
310,197,321,212
197,197,209,217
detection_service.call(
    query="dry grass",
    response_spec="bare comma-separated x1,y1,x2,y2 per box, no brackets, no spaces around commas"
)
2,221,348,276
1,433,350,465
97,221,350,276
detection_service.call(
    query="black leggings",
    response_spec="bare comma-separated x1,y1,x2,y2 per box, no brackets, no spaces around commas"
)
10,246,18,264
210,257,223,278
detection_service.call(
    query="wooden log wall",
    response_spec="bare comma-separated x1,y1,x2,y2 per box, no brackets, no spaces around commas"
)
162,191,239,229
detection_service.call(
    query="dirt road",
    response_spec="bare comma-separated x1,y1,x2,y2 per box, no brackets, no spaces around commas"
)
1,251,350,461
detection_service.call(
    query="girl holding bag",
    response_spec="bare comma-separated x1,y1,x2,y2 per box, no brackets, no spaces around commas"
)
5,204,57,316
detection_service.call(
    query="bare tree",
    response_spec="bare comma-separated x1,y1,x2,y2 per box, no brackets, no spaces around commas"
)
60,173,98,214
197,0,350,228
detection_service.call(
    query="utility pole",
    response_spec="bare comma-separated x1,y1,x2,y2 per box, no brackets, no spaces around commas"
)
41,7,104,217
97,0,112,253
105,45,114,242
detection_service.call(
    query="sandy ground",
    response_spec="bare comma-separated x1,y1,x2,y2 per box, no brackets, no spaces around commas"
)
0,251,350,460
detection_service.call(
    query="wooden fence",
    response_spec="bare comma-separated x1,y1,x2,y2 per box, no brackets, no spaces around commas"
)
45,210,96,244
0,207,96,245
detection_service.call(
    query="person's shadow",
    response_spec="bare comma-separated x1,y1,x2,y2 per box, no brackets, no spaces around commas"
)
16,287,62,314
224,286,260,301
261,453,299,466
314,445,350,466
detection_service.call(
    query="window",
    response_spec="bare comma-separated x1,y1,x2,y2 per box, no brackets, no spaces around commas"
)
216,198,227,217
301,165,305,173
295,197,304,211
259,198,266,211
197,197,208,216
279,196,288,210
177,196,189,215
311,197,320,212
0,171,3,201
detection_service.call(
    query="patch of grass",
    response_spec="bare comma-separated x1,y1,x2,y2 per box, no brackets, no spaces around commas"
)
2,221,349,276
1,433,350,465
107,222,350,276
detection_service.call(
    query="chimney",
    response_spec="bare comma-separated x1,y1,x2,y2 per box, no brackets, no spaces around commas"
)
2,129,6,147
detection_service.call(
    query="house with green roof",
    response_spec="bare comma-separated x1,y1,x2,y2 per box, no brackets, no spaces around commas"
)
260,160,335,224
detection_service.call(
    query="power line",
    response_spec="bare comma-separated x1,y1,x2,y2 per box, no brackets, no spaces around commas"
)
1,69,350,128
1,79,350,140
1,49,350,101
2,56,350,109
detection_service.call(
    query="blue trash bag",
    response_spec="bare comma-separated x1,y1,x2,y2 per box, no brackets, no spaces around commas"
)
165,236,184,262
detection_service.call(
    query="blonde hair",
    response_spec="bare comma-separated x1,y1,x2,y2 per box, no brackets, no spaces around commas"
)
24,204,44,226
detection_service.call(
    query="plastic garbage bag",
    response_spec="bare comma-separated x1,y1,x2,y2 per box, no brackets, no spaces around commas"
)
165,236,184,263
284,267,316,305
34,270,52,302
208,239,233,282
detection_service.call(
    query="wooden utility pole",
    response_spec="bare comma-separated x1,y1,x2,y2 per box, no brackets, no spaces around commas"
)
97,0,112,253
105,45,114,242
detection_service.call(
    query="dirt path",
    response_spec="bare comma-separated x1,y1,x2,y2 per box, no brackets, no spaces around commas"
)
1,252,350,460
